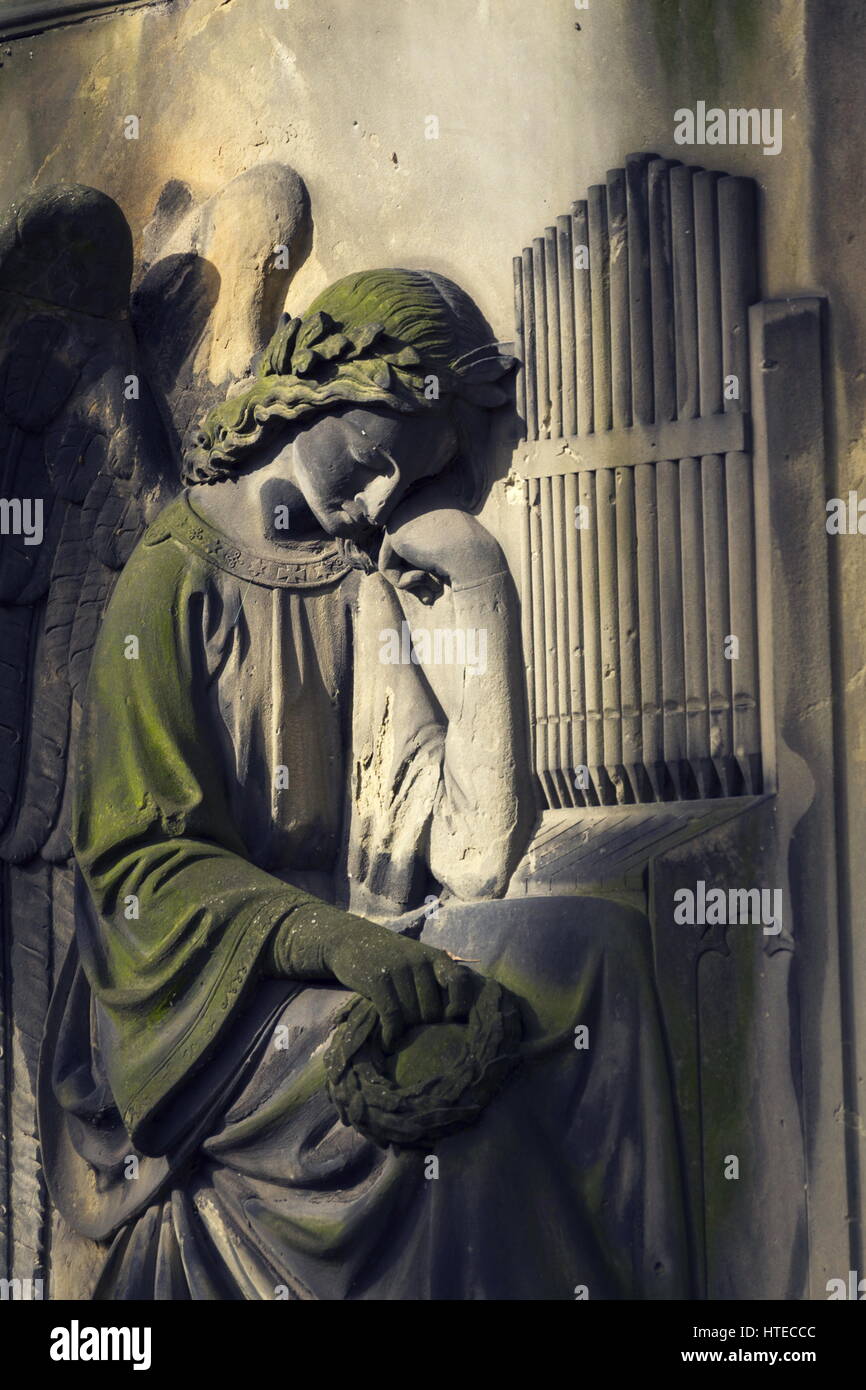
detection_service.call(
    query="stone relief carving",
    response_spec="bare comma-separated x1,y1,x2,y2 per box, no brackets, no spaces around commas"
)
0,182,174,1291
0,170,695,1299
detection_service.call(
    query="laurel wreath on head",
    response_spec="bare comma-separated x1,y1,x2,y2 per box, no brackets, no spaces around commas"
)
183,306,515,484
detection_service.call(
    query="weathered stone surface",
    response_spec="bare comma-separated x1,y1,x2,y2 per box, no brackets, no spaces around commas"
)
0,0,863,1304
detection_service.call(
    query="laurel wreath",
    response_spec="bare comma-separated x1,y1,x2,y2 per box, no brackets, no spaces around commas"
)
324,975,524,1149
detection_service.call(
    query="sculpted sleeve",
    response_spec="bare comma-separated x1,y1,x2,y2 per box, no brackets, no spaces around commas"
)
345,566,532,913
426,568,533,899
72,523,349,1150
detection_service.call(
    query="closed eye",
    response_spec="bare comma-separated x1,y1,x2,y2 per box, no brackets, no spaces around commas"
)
350,445,396,475
350,446,382,470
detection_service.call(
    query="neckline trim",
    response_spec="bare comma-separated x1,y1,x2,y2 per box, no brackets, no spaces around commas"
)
145,492,353,590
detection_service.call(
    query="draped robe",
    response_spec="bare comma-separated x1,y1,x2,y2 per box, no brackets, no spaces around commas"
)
39,491,692,1299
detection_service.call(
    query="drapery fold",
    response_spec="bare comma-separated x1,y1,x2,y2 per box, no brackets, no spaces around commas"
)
72,510,358,1149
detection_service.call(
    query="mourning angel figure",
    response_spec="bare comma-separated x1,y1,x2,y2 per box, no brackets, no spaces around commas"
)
24,223,689,1297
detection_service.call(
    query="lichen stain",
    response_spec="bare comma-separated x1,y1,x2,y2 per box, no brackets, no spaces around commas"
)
649,0,763,94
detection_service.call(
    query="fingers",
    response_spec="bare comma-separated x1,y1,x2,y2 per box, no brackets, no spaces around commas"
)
383,965,420,1045
432,956,476,1022
413,958,444,1025
369,949,477,1050
373,974,409,1052
392,958,455,1031
374,964,431,1050
378,525,441,603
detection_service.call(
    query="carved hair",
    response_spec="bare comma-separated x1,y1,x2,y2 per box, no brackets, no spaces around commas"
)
182,268,515,505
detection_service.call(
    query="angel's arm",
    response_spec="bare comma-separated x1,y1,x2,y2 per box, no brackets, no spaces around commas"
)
427,566,532,898
393,563,532,901
72,531,470,1151
351,521,532,909
72,537,327,1146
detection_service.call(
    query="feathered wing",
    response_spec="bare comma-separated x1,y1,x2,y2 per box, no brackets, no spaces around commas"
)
131,162,311,457
0,185,177,1285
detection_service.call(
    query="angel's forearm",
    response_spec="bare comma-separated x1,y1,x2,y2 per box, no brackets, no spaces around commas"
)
427,570,533,898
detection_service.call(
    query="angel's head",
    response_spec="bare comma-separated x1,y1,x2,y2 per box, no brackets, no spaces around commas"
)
182,268,514,538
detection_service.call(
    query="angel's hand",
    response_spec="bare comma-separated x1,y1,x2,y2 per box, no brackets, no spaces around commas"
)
326,926,476,1051
379,484,504,598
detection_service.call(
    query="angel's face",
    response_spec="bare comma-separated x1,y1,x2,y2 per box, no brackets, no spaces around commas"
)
288,406,457,539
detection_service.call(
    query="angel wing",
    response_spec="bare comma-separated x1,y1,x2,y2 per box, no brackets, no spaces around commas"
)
0,167,313,1288
0,184,177,1285
131,162,311,456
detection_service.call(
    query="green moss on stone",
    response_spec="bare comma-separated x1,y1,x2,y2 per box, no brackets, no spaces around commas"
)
650,0,764,94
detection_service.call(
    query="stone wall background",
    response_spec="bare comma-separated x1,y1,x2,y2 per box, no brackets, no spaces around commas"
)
0,1,816,340
0,0,864,1297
